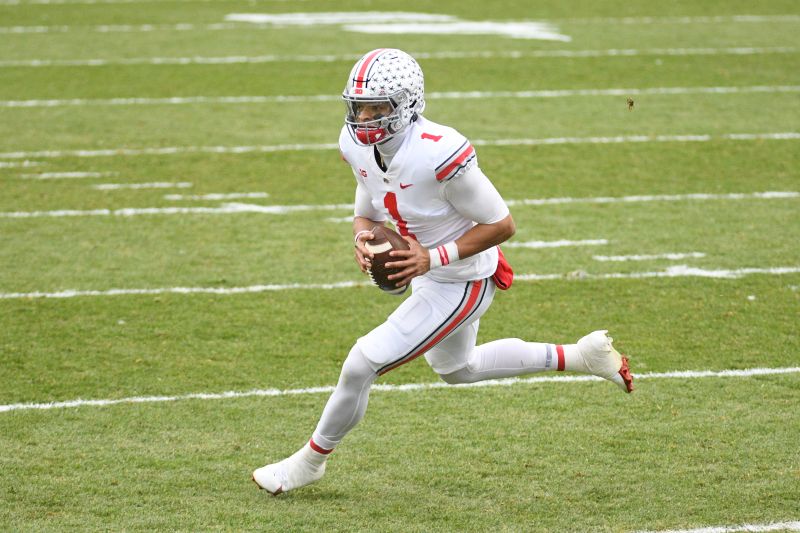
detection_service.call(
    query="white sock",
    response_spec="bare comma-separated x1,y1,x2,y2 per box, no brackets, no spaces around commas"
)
442,339,590,384
561,343,589,373
299,442,328,469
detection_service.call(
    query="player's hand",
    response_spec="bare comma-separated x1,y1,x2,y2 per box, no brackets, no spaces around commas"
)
385,237,430,287
353,230,375,274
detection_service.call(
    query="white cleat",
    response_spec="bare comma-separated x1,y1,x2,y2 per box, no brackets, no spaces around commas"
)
577,330,634,393
252,448,326,496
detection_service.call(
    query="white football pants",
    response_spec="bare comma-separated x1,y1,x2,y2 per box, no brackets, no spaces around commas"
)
311,276,565,451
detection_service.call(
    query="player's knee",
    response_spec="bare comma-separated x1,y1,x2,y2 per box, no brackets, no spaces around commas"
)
339,345,376,386
439,367,476,385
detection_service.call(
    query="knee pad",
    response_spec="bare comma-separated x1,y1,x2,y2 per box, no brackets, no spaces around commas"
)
339,345,377,386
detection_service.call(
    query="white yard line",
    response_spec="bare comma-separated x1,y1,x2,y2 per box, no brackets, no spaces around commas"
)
0,143,338,160
0,192,796,219
0,94,337,107
0,202,353,218
3,85,798,108
516,266,800,281
2,47,797,68
0,0,302,4
1,366,798,414
0,160,41,168
163,192,269,201
506,239,608,249
0,14,798,29
634,520,800,533
225,12,457,25
504,191,800,206
19,171,115,179
92,181,192,190
1,266,799,300
563,15,800,24
1,133,798,161
593,252,706,262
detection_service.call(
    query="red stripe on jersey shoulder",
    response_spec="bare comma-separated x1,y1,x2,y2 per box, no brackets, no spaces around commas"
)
436,143,475,182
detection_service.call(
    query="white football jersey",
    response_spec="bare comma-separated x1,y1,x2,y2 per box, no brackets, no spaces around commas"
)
340,116,500,283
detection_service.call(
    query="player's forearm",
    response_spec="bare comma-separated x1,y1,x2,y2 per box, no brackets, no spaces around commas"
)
455,214,515,258
429,214,515,269
353,216,385,238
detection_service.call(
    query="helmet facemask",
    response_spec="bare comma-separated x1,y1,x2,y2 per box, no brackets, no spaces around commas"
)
344,91,413,146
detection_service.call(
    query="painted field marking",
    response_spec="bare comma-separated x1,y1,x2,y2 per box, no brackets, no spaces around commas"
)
0,160,41,168
503,191,799,206
0,202,352,219
163,192,269,201
344,21,571,41
0,281,367,300
593,252,706,262
1,266,799,300
634,520,800,533
92,182,192,190
225,12,457,25
0,0,304,4
1,366,798,414
0,191,796,219
1,132,799,161
1,13,798,31
2,47,797,68
19,171,116,179
3,85,799,108
517,265,800,281
506,239,608,249
0,142,338,160
564,15,800,24
326,216,356,224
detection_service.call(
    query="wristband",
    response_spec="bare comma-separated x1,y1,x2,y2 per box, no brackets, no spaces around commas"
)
353,230,371,246
428,242,459,269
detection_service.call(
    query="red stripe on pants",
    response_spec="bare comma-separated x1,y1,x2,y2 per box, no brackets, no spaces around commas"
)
378,280,484,375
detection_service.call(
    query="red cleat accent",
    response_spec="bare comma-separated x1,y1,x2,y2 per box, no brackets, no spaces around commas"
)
618,356,634,393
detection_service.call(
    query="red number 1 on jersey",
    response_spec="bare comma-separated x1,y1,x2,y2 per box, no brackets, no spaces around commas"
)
383,192,417,240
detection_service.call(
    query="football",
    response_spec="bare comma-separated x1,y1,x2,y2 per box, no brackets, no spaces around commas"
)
364,225,411,295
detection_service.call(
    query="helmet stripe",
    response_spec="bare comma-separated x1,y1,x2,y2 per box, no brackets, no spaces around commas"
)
353,48,387,92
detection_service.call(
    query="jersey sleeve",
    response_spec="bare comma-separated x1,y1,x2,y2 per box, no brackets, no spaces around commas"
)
443,164,509,224
354,183,386,221
434,133,477,183
338,126,353,166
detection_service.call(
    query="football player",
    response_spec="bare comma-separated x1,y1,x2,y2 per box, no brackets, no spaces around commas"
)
253,49,634,495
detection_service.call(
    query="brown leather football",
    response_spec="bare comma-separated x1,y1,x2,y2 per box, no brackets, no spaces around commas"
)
364,225,411,295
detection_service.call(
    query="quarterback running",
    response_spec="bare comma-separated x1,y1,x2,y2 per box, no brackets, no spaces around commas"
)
253,48,633,495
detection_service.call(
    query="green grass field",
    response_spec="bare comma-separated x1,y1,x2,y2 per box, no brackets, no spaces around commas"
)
1,0,799,531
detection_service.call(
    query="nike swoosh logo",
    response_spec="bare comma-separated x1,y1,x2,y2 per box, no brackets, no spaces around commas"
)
399,183,413,189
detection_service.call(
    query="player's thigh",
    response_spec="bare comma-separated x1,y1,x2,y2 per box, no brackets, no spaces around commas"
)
356,277,493,375
424,319,480,375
